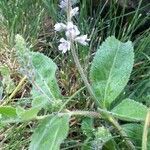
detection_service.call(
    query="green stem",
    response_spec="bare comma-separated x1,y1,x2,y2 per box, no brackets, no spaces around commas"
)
58,86,85,112
108,116,135,150
36,110,101,120
142,110,150,150
70,45,97,102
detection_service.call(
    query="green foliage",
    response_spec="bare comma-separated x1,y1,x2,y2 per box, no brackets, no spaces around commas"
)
81,118,94,150
122,123,150,149
16,106,39,121
15,35,62,111
90,36,134,108
0,65,15,95
81,120,117,150
29,115,70,150
91,126,116,150
0,106,18,123
30,51,62,112
81,118,94,137
31,51,62,106
112,99,148,121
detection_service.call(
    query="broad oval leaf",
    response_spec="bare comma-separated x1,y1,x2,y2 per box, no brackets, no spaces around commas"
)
111,99,148,121
29,115,70,150
90,36,134,108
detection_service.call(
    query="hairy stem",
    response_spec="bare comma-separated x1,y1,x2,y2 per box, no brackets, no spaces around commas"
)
108,116,135,150
36,110,101,120
142,110,150,150
67,0,72,22
71,44,97,101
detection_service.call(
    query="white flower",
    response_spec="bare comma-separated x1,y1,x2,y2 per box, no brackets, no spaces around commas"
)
54,23,66,32
59,0,68,9
59,0,77,9
65,22,80,39
71,7,79,17
75,35,90,46
58,38,71,53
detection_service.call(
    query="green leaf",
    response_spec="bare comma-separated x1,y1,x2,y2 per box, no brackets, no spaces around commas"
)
90,36,134,108
0,106,18,123
16,106,39,121
29,115,70,150
122,123,150,149
112,99,148,121
91,126,116,150
81,118,94,150
15,35,62,110
30,51,62,109
81,118,94,137
0,65,10,76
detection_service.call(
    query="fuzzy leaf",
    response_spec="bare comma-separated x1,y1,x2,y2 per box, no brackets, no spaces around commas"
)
90,36,134,108
29,115,70,150
91,126,116,150
81,118,94,137
112,99,148,121
30,52,62,108
15,35,62,110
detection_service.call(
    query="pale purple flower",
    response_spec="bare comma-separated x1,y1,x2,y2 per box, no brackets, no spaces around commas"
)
54,23,66,32
59,0,77,9
71,7,79,17
58,38,71,53
65,22,80,39
59,0,68,9
75,35,90,46
56,1,90,53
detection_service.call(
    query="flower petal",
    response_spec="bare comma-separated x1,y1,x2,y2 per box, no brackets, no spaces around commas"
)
75,35,90,46
66,22,80,39
54,23,66,32
59,0,68,9
71,7,79,17
58,38,71,53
